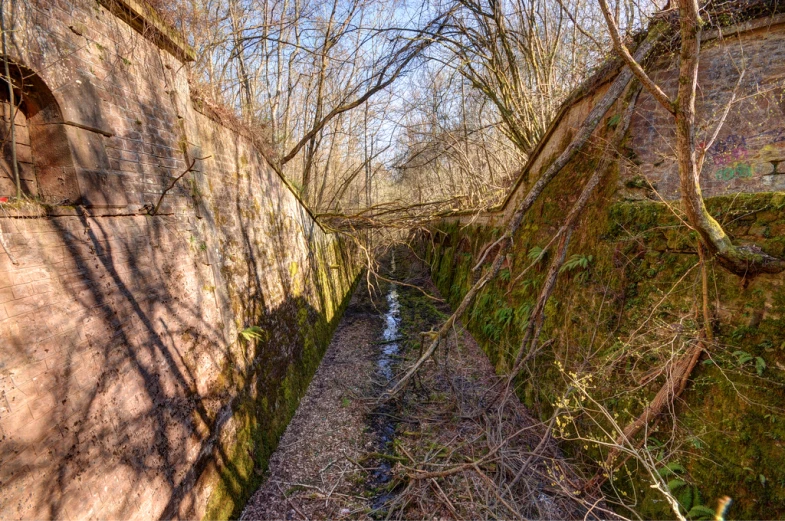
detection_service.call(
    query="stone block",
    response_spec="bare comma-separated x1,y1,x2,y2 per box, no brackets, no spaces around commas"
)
0,287,13,304
0,405,34,437
63,125,111,171
55,74,113,137
5,294,47,318
76,170,132,207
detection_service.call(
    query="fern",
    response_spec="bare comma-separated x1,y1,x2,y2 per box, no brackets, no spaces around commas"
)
239,326,266,342
527,246,545,262
688,505,716,520
733,350,753,365
667,479,687,492
658,461,687,477
677,485,694,511
733,350,767,375
482,321,502,341
495,307,515,328
755,356,766,376
559,253,593,273
521,278,542,292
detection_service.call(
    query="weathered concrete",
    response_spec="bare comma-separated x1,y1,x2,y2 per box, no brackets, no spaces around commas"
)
0,1,358,519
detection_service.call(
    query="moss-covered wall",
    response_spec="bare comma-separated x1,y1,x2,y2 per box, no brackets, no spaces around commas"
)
201,270,359,520
425,188,785,519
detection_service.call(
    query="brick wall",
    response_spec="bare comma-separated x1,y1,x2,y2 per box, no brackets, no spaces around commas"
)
448,15,785,228
0,1,358,519
628,21,785,199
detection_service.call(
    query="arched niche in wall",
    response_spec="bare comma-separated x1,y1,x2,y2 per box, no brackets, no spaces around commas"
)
0,58,81,203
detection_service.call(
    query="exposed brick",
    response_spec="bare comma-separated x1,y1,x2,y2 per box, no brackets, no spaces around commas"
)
10,267,51,285
0,404,34,436
5,294,48,318
0,1,356,519
0,287,13,303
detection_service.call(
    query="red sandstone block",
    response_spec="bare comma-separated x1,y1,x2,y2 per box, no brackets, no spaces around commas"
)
35,332,72,359
30,279,57,296
60,482,103,521
15,336,56,364
5,295,47,318
0,404,34,436
10,283,33,300
11,267,50,285
81,315,113,341
9,247,58,268
7,310,53,345
0,253,15,272
27,232,64,248
0,384,32,417
27,392,59,420
0,270,11,289
46,309,89,336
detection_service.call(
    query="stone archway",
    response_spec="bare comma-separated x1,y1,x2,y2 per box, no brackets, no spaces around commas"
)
0,58,79,203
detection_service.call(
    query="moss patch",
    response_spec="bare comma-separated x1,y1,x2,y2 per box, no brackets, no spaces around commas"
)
425,189,785,519
202,257,361,520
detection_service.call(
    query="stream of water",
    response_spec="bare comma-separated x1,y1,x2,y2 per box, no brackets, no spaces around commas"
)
369,253,402,511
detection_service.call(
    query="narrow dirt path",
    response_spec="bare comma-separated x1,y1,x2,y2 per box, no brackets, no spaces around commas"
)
241,251,610,520
240,283,385,520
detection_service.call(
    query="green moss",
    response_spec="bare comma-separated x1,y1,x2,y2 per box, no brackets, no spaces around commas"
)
425,189,785,520
202,258,361,520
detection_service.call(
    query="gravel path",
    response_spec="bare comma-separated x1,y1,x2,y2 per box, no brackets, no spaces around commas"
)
240,285,384,520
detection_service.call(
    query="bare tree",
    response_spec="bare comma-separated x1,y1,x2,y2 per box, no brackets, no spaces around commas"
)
598,0,785,276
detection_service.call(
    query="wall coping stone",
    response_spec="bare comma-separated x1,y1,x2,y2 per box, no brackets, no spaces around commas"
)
98,0,196,62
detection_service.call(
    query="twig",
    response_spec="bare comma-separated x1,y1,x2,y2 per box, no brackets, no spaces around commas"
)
147,156,210,215
274,482,311,521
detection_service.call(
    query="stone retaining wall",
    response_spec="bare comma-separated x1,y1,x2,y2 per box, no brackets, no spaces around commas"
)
0,1,358,519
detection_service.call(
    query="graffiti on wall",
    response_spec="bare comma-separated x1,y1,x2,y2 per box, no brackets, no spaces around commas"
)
707,128,785,181
706,134,752,181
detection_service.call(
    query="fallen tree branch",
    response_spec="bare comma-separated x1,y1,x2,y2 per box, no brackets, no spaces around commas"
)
509,84,642,379
583,340,704,492
383,30,663,399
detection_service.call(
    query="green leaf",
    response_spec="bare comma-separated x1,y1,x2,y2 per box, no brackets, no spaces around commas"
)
607,113,622,128
659,462,687,477
239,326,266,342
667,479,687,492
527,246,544,261
688,505,716,520
560,253,593,273
494,307,514,328
759,473,767,486
733,350,753,365
756,357,766,376
677,485,695,511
